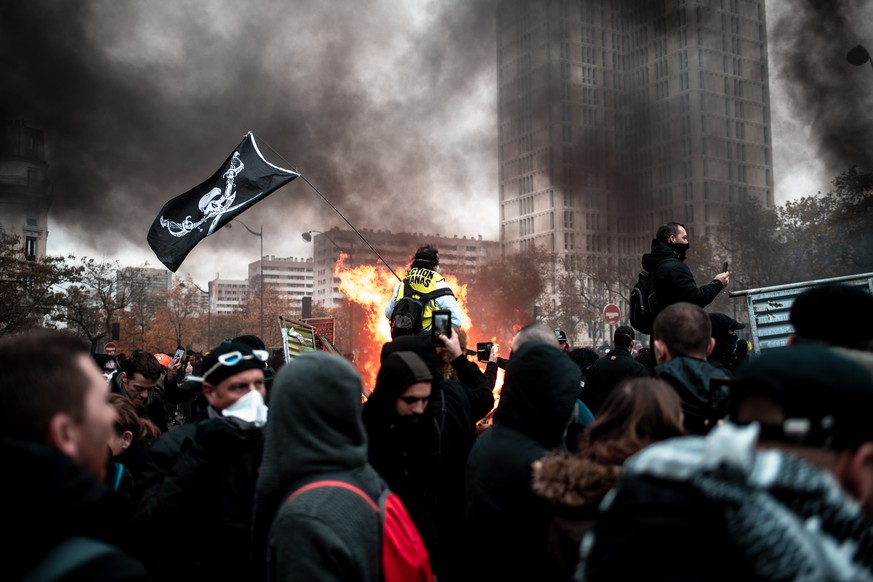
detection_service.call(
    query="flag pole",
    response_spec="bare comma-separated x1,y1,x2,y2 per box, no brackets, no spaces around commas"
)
258,137,403,283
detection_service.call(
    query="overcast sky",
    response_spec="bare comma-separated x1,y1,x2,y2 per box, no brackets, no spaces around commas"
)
3,0,871,290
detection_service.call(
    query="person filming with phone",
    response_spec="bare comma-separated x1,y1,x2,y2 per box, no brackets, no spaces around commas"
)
643,222,729,317
374,318,494,579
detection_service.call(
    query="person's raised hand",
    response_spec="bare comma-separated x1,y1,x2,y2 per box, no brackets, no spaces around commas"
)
166,358,182,381
438,326,463,359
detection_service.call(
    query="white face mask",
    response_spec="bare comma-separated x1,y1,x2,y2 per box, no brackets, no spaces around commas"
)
222,389,269,427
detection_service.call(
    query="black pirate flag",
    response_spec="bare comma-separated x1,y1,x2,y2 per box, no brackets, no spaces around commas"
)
147,132,298,272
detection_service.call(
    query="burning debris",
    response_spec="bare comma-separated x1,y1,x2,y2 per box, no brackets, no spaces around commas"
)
337,255,505,406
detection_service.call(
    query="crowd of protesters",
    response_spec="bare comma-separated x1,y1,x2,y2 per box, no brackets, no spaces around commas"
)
3,273,873,580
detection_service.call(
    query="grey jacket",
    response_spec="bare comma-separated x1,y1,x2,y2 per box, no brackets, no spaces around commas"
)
251,353,384,582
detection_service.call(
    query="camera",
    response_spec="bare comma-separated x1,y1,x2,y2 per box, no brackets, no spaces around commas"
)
432,310,452,345
476,342,493,362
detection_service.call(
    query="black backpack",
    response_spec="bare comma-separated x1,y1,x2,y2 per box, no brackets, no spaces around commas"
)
389,281,454,338
629,258,673,335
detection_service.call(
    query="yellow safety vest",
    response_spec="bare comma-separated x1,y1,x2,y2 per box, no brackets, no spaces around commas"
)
397,267,450,331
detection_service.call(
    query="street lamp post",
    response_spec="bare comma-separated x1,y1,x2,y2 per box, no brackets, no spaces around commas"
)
229,219,264,340
205,285,212,348
302,230,353,351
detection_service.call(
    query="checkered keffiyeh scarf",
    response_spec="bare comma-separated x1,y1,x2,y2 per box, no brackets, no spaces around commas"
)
597,424,873,581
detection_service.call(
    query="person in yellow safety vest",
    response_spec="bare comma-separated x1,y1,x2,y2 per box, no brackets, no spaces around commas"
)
385,245,465,334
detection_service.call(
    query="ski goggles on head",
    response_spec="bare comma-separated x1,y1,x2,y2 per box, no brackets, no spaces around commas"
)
191,349,269,384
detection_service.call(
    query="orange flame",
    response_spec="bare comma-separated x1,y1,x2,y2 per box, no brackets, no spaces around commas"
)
337,256,490,393
335,254,395,390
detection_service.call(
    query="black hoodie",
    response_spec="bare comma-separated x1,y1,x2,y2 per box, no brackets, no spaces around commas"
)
463,341,580,581
3,438,149,580
376,333,494,578
363,351,441,565
643,239,723,311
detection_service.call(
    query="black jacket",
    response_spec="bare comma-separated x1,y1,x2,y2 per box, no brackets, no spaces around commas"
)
3,438,149,581
132,416,264,580
581,347,649,415
643,239,723,311
654,356,729,435
463,342,580,582
377,334,494,580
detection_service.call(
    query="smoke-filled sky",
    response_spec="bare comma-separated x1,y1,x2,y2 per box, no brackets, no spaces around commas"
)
2,0,872,289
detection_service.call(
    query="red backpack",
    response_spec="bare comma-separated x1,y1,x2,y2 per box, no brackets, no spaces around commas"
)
288,478,433,582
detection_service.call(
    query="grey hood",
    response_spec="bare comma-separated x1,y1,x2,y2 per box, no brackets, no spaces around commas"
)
259,352,369,490
252,352,377,567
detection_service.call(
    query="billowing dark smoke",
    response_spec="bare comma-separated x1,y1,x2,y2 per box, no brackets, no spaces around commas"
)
0,0,501,272
770,0,873,178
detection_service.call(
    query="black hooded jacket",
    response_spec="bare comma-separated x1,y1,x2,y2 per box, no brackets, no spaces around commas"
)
3,438,149,581
655,356,729,435
643,239,723,311
362,351,442,563
132,415,264,580
378,334,493,578
463,342,581,581
581,346,649,414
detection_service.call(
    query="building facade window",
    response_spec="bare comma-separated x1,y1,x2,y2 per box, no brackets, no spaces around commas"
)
25,237,37,260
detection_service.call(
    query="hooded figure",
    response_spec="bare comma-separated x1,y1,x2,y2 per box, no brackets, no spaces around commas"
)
363,351,440,563
708,312,747,373
251,352,384,582
378,332,493,579
463,341,581,581
642,223,725,312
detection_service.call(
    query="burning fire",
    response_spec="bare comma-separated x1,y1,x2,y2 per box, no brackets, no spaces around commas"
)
336,255,502,401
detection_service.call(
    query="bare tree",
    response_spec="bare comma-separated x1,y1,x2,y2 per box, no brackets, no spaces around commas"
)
124,279,162,348
0,232,80,334
465,246,553,342
164,276,204,349
57,257,146,347
542,255,630,347
818,166,873,274
707,200,788,289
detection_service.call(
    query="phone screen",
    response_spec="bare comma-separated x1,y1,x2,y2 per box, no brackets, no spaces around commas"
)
174,348,185,362
432,311,452,345
476,342,493,362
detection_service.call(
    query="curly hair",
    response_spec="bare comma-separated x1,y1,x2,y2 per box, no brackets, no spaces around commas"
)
120,349,164,382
